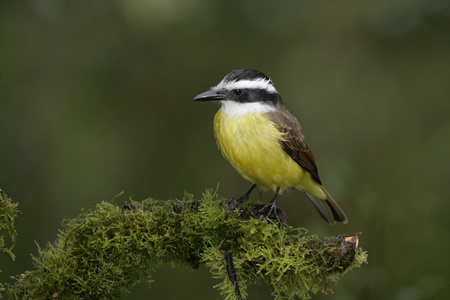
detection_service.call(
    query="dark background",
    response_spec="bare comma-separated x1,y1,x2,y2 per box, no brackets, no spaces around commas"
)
1,1,449,299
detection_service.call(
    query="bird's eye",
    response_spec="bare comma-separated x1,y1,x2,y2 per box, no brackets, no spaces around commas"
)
233,89,242,96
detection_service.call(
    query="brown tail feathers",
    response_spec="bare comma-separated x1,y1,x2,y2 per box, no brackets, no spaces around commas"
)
305,186,348,224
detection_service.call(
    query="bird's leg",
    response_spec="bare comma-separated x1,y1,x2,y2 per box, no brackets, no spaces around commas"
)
259,187,281,219
229,184,257,204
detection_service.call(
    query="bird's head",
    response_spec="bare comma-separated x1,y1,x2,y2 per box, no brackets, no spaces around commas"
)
194,69,283,116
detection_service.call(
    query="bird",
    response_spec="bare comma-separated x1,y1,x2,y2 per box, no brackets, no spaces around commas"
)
193,69,347,224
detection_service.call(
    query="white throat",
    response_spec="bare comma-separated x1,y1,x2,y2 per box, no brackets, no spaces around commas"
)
220,101,276,117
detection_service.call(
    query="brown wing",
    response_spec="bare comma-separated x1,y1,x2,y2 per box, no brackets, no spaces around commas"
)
268,107,322,184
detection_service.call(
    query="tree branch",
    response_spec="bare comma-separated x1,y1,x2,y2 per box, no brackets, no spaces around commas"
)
0,190,20,299
8,190,367,300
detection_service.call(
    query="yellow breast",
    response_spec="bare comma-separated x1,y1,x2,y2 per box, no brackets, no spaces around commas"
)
213,109,304,191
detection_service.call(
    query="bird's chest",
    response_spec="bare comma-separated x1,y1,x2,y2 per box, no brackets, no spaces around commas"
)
213,109,304,189
213,110,282,159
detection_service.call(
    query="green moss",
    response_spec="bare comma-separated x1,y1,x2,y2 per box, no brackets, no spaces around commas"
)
8,190,367,299
0,190,20,298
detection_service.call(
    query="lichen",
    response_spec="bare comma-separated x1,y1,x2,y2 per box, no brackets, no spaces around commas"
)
8,189,367,299
0,190,20,298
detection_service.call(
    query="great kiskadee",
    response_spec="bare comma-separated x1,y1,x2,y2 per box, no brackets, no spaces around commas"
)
194,69,347,224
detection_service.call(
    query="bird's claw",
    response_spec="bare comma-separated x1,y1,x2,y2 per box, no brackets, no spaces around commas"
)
229,194,249,204
258,202,279,220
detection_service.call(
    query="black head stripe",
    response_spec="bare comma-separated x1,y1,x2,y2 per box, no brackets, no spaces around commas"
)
224,69,271,84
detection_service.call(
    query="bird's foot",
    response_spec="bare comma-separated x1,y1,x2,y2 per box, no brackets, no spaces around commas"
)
227,194,250,211
258,201,279,220
228,184,257,209
258,187,281,221
229,193,250,204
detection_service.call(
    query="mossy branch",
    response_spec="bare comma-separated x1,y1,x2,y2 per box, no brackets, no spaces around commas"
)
0,190,20,299
8,190,367,300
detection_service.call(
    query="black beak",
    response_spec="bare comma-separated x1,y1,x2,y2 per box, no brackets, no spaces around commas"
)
193,89,226,101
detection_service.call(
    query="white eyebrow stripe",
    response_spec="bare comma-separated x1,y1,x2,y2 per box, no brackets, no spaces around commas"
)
215,78,278,93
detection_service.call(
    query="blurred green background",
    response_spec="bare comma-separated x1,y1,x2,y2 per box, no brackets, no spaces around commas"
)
1,0,449,299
